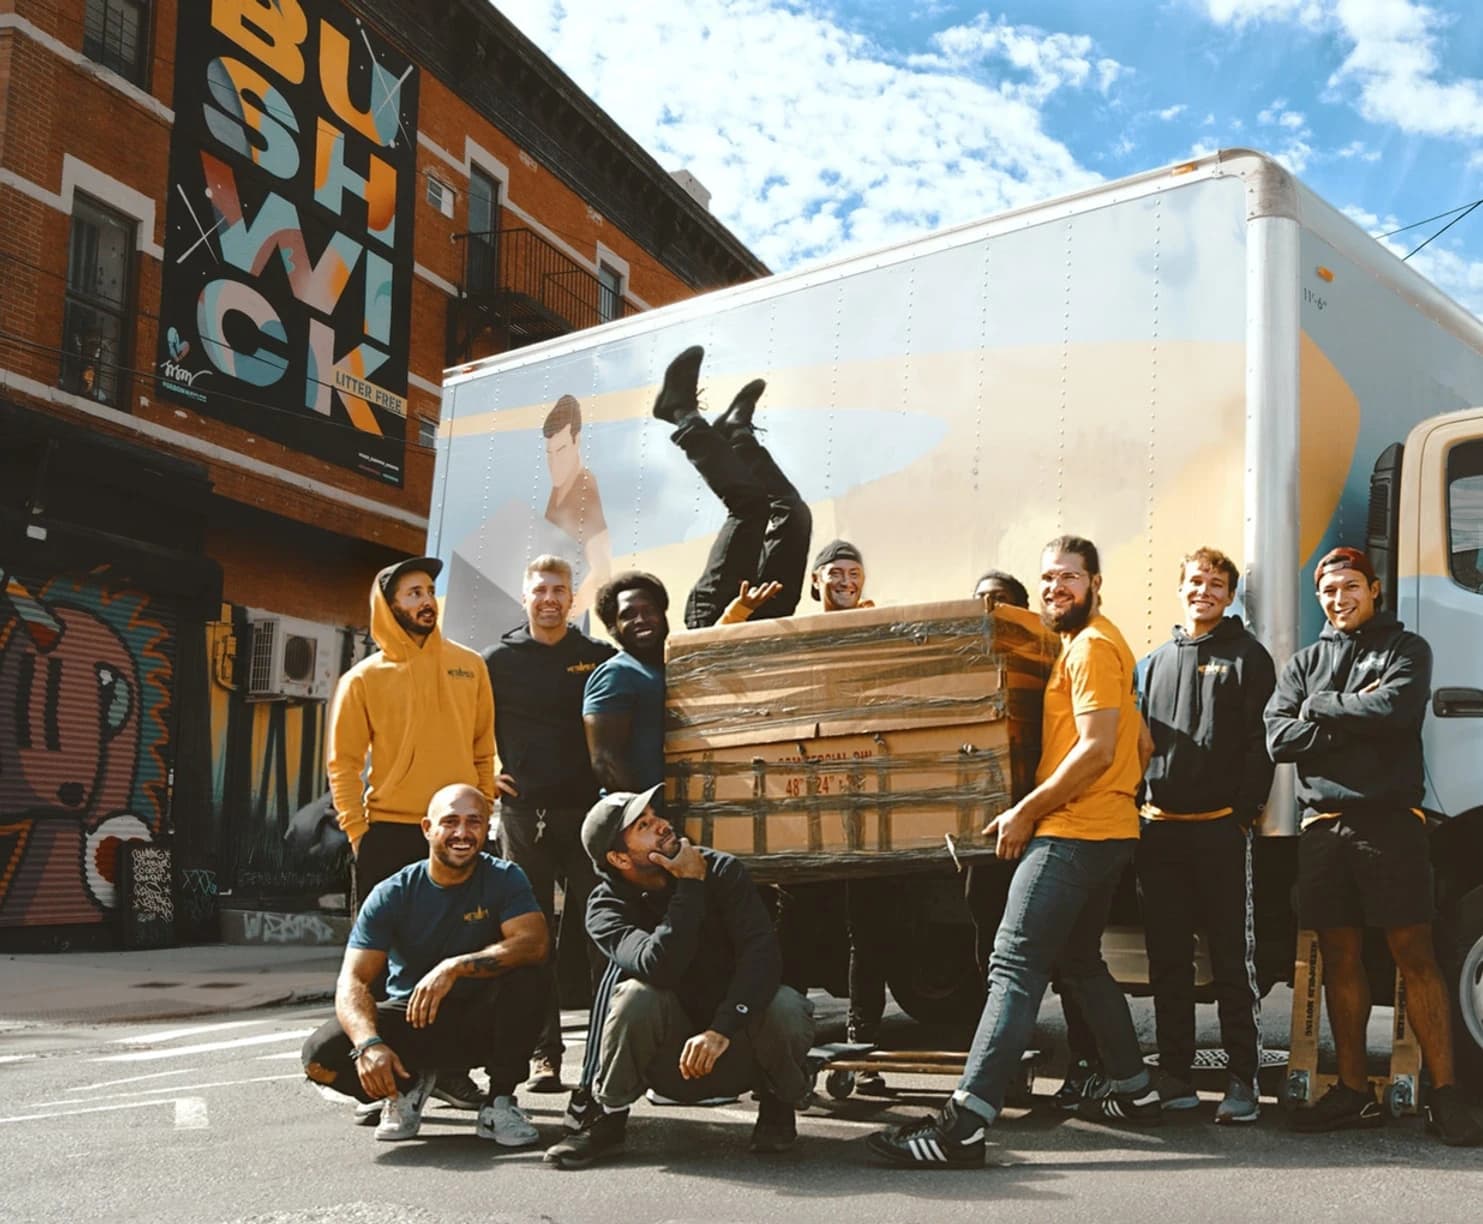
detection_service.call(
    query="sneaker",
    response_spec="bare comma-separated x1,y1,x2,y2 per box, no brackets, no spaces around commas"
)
544,1108,628,1169
477,1095,541,1148
1052,1058,1101,1111
652,346,704,424
1214,1076,1260,1125
526,1053,564,1094
374,1074,435,1142
645,1088,740,1107
353,1099,382,1126
714,379,766,436
1156,1070,1200,1112
1423,1084,1483,1147
563,1086,601,1133
1077,1082,1163,1125
749,1092,797,1154
431,1070,482,1110
1291,1082,1383,1133
864,1099,986,1168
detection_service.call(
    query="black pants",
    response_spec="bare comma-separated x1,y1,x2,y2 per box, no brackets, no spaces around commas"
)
352,822,428,912
301,968,548,1102
965,860,1099,1064
1136,816,1261,1085
672,417,812,629
846,878,894,1039
498,800,606,1061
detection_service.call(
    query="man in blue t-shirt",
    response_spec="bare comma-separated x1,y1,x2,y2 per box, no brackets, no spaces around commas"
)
301,783,551,1147
583,571,670,791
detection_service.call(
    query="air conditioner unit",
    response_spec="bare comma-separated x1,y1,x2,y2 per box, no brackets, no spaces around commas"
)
244,614,340,701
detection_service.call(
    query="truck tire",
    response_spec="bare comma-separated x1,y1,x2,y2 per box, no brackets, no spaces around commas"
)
885,918,984,1026
1440,885,1483,1099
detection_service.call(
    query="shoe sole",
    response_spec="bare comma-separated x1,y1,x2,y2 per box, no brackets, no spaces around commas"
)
1214,1109,1261,1125
374,1127,421,1142
478,1130,542,1148
1160,1097,1200,1112
544,1146,623,1170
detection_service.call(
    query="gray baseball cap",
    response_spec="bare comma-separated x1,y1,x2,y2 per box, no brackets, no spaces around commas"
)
581,783,664,871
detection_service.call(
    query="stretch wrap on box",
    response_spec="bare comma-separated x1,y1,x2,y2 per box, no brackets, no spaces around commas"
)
663,600,1057,883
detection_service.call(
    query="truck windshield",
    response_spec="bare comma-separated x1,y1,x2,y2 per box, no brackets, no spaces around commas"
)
1449,439,1483,594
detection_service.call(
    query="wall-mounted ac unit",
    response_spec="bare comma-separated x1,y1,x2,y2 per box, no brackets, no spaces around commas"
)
245,614,340,701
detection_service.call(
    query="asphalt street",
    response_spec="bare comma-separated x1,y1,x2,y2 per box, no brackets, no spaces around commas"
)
1,990,1479,1224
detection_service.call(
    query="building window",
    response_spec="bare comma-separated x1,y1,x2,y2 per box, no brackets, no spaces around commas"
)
466,168,500,294
597,260,623,323
61,196,135,406
417,417,438,449
425,176,455,218
83,0,149,86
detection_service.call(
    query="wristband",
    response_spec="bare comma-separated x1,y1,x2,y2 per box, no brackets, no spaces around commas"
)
349,1036,385,1061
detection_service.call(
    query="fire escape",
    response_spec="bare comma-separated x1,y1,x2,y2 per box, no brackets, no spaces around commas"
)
447,218,629,365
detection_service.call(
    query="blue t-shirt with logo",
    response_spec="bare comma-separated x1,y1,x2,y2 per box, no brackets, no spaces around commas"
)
582,652,665,788
348,854,539,1001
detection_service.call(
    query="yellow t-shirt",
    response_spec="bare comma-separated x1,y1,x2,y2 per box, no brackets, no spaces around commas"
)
1033,614,1142,841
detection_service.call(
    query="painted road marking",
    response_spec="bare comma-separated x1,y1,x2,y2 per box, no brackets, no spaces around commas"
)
68,1069,190,1092
111,1019,267,1045
32,1072,303,1107
253,1051,303,1061
173,1097,209,1129
92,1029,315,1063
0,1055,38,1064
0,1098,207,1125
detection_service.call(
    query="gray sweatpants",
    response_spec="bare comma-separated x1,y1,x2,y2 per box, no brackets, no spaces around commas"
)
594,980,814,1110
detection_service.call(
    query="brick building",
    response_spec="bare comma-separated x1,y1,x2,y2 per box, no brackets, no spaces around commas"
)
0,0,765,945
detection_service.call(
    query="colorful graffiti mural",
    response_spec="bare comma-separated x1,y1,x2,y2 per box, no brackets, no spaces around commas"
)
0,566,175,928
158,0,421,484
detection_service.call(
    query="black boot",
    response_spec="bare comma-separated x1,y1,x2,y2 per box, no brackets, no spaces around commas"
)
715,378,766,436
749,1091,797,1154
653,345,704,424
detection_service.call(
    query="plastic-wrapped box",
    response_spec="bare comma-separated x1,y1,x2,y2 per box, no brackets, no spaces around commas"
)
664,600,1057,882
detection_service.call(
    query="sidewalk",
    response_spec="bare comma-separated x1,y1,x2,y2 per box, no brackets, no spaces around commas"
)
0,943,342,1026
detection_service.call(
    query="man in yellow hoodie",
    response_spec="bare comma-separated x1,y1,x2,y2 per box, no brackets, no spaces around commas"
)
328,556,496,907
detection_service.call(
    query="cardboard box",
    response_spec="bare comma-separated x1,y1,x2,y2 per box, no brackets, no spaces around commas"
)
664,600,1058,882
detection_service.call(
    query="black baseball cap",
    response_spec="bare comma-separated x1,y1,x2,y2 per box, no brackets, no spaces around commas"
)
377,556,443,598
581,784,663,871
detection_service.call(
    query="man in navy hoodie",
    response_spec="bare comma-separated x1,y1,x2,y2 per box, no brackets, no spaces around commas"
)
1265,546,1479,1145
1137,547,1274,1124
484,555,614,1092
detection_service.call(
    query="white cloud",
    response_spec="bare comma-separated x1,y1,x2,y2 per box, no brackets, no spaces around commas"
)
1336,139,1382,161
1253,101,1314,171
1204,1,1483,141
1158,103,1188,120
493,1,1110,271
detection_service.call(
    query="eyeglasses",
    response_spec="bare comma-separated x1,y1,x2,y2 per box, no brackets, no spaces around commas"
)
1041,570,1089,585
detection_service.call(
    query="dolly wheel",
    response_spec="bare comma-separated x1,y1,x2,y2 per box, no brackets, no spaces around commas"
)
825,1069,856,1100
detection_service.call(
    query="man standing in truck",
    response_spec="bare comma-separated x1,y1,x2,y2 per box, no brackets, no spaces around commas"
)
484,555,615,1093
1137,547,1275,1123
583,571,671,793
1265,546,1481,1145
868,535,1157,1167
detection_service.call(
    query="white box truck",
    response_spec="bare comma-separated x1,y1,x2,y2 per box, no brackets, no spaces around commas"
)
430,150,1483,1088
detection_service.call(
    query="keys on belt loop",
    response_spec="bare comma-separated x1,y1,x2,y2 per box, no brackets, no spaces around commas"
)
535,808,548,842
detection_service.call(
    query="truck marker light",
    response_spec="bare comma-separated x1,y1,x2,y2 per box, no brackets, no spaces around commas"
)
1317,267,1335,283
1171,162,1197,176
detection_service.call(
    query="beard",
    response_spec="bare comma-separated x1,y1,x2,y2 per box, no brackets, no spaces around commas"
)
1042,591,1093,634
392,604,435,639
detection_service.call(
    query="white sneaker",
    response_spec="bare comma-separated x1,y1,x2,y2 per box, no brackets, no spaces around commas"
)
353,1099,382,1126
476,1095,540,1147
374,1074,435,1142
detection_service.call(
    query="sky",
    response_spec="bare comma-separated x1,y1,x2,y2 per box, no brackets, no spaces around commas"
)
493,0,1483,316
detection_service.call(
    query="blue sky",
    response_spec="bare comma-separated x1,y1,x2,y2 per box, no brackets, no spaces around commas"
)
496,0,1483,314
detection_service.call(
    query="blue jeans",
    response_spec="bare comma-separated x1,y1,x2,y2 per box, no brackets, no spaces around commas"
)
956,836,1145,1121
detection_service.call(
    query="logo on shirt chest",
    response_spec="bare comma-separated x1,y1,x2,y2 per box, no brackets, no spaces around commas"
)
1198,662,1233,678
567,661,599,675
447,667,476,680
464,905,489,923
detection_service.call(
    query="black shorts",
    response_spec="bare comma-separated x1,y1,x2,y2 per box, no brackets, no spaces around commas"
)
1297,810,1433,930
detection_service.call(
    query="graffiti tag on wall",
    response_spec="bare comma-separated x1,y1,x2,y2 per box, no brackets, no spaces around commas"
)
0,567,173,928
158,0,420,485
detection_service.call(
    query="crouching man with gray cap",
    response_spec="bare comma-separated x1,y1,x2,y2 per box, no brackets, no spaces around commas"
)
545,785,815,1168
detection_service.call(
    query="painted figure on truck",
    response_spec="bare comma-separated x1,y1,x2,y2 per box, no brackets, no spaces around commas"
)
868,536,1158,1168
1265,547,1481,1145
1136,546,1275,1124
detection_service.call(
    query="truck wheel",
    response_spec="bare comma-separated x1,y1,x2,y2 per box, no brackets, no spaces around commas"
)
1443,899,1483,1097
885,920,984,1026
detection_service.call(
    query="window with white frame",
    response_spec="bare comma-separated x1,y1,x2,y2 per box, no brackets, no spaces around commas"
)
417,417,438,449
83,0,149,86
597,260,623,323
425,176,455,218
61,195,135,406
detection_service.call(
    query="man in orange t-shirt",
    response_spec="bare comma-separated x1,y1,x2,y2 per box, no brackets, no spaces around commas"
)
869,535,1156,1168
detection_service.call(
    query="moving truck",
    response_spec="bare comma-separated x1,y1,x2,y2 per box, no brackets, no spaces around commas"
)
429,149,1483,1089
